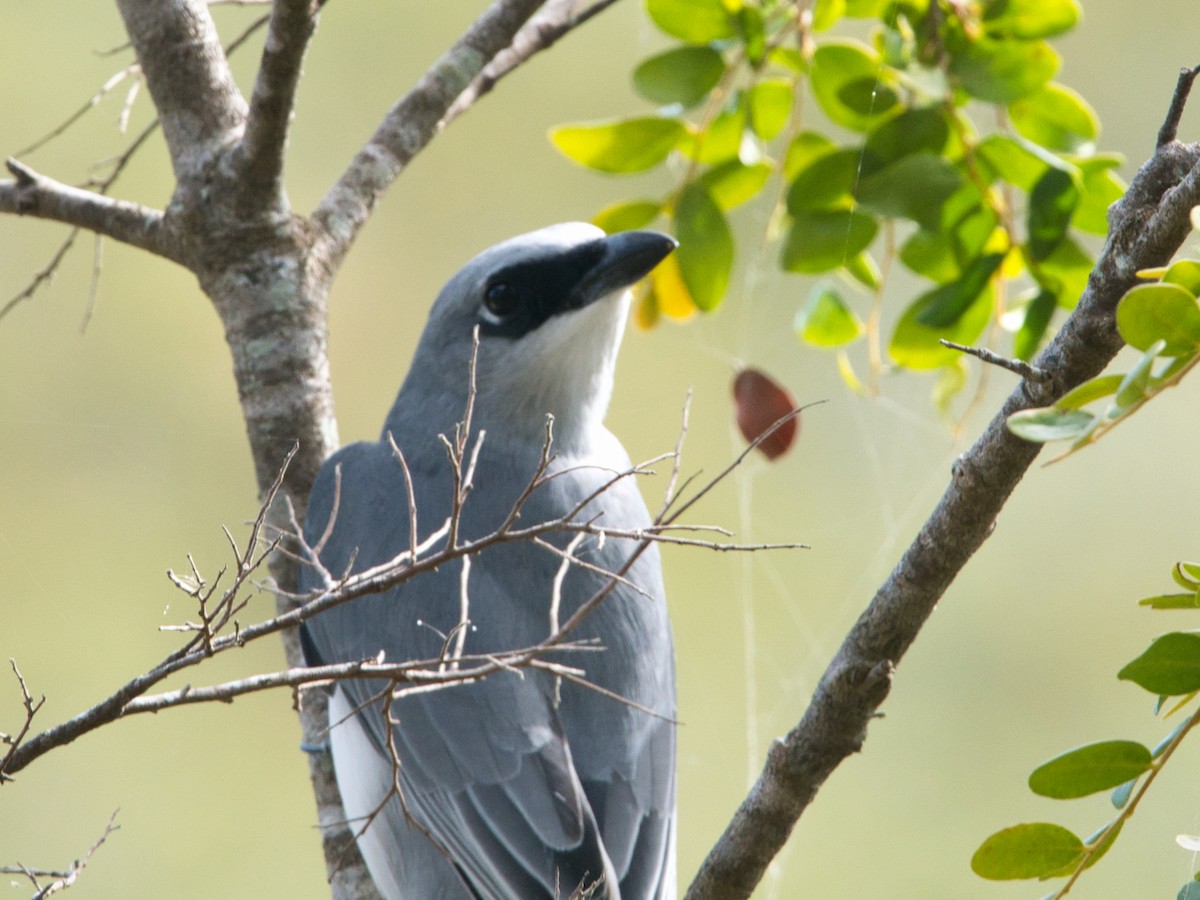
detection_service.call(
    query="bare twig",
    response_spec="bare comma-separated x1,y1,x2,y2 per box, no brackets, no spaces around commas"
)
2,809,120,898
0,660,45,782
1158,63,1200,147
311,0,545,272
939,339,1051,383
442,0,624,127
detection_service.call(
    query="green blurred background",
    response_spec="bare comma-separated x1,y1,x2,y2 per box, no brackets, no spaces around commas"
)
3,2,1200,897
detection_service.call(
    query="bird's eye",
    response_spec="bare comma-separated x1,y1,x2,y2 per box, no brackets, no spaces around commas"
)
483,281,521,318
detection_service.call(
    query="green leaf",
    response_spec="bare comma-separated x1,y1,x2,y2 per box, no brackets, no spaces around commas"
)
1073,158,1126,235
1115,343,1162,408
1038,236,1093,308
550,117,687,173
1013,289,1056,361
1163,259,1200,296
796,284,865,346
890,283,994,370
781,209,878,273
646,0,736,43
674,183,733,311
812,0,845,31
810,40,894,131
1028,168,1079,261
698,161,773,210
1028,741,1153,799
1139,593,1200,610
592,199,661,233
951,37,1060,104
1180,881,1200,900
1119,632,1200,695
1006,407,1094,442
900,230,960,283
747,79,793,141
679,105,745,164
844,251,881,289
736,6,767,64
633,46,726,107
977,133,1073,192
863,106,949,164
783,131,837,180
916,253,1005,328
855,153,964,230
786,148,863,212
1009,82,1099,152
983,0,1082,39
971,823,1084,880
1116,283,1200,355
1054,374,1122,410
933,358,969,415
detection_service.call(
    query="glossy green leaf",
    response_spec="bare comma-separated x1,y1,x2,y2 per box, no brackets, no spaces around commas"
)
983,0,1082,39
747,79,793,141
796,284,865,346
1006,407,1094,442
781,209,878,274
856,153,963,230
971,823,1084,880
592,199,661,233
1139,593,1200,610
698,161,773,210
1013,289,1056,361
674,183,733,311
951,37,1060,104
1054,374,1122,410
1028,167,1079,260
864,106,949,165
633,46,726,107
786,148,862,212
1028,741,1152,800
1116,283,1200,355
646,0,736,43
550,117,687,173
890,283,994,370
1119,632,1200,695
1163,260,1200,296
784,131,838,180
1179,880,1200,900
1009,82,1098,152
810,40,894,130
1115,343,1162,408
917,253,1005,328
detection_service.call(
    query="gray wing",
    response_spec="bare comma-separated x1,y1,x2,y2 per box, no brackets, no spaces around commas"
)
299,438,675,899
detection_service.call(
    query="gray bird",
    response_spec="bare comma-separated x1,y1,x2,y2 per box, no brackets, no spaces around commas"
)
298,223,678,899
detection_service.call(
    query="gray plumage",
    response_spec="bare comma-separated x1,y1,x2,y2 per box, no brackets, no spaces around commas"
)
299,223,677,899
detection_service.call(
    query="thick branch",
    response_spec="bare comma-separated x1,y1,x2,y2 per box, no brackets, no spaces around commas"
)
233,0,321,210
310,0,544,272
684,142,1200,898
114,0,246,175
0,160,177,261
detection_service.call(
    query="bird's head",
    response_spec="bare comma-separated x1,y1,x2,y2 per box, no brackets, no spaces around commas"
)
398,222,676,454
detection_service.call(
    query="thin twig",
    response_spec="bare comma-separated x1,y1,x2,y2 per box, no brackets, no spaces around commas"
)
1158,63,1200,147
939,339,1052,383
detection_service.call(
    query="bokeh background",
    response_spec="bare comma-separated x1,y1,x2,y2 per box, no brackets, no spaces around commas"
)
3,2,1200,897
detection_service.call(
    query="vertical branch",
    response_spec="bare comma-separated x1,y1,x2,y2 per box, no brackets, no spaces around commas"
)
234,0,322,210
